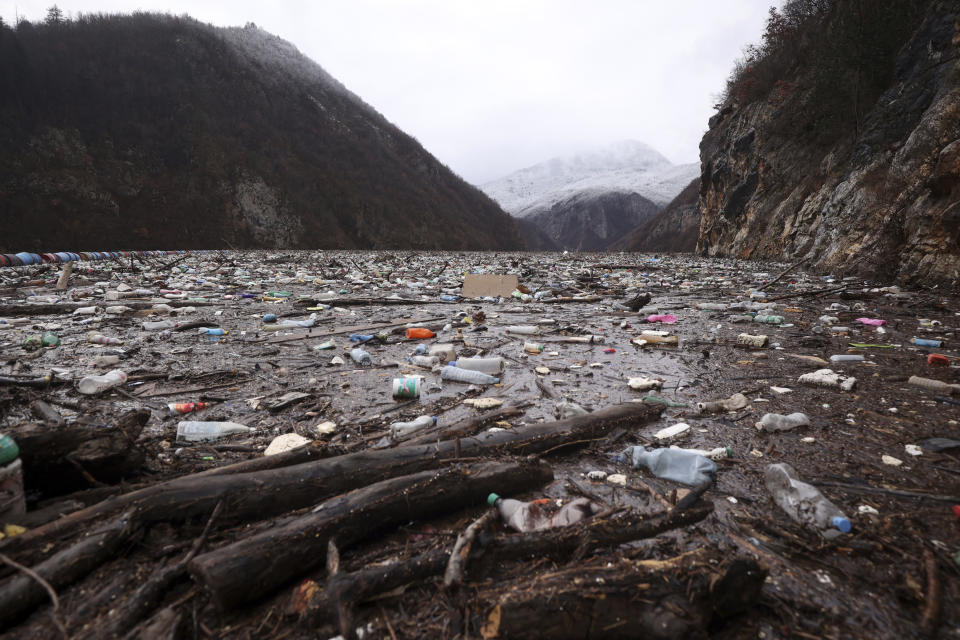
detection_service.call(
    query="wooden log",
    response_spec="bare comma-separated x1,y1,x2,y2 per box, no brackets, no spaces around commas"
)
0,300,214,316
475,547,766,639
7,410,149,498
0,511,139,630
189,460,554,610
304,501,714,627
3,403,660,559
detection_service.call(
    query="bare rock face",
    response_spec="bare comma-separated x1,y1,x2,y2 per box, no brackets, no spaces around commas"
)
698,2,960,283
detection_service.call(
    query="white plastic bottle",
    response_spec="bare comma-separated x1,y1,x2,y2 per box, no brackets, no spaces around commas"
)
829,354,865,362
177,421,252,441
389,416,436,440
505,325,539,335
756,412,811,432
765,463,851,536
77,370,128,395
487,494,595,532
453,357,504,374
408,355,441,369
440,366,499,385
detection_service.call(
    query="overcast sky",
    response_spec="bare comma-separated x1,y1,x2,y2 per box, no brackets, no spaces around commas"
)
2,1,771,183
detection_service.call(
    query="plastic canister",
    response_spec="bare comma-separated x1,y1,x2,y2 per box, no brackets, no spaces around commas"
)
392,377,422,399
428,343,456,363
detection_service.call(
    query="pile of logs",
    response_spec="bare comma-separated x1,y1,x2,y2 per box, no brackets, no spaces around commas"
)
0,403,767,638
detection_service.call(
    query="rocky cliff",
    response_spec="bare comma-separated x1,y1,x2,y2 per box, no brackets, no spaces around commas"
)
699,0,959,283
0,14,522,251
613,178,700,252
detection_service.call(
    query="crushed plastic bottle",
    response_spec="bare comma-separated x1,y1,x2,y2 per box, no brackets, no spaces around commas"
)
765,463,851,537
177,421,252,441
77,369,128,395
408,355,441,369
756,412,811,432
798,369,856,391
697,393,749,414
555,400,590,419
488,494,596,532
440,366,499,385
168,402,210,415
753,315,784,324
615,446,717,486
736,333,768,348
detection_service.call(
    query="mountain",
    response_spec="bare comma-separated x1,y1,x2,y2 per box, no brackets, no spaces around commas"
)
482,140,699,215
613,178,700,252
518,189,661,251
697,0,958,283
0,14,522,251
480,141,698,251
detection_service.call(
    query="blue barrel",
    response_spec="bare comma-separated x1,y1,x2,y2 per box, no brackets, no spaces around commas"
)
5,254,23,266
55,252,72,262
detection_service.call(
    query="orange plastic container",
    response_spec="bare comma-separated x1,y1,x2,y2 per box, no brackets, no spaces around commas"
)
405,328,436,339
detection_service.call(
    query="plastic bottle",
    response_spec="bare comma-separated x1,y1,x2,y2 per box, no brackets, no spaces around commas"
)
753,315,784,324
453,357,504,374
349,334,374,343
350,348,373,366
262,313,278,323
429,344,456,362
555,400,589,419
668,445,733,461
143,320,176,331
765,463,851,536
176,421,252,441
645,314,677,324
168,402,209,416
0,433,20,466
199,328,227,336
523,342,545,354
78,370,128,395
829,354,865,362
487,494,595,532
278,314,317,328
615,446,717,486
908,375,960,394
697,393,748,414
756,412,810,432
41,332,60,347
408,355,441,369
440,366,499,384
631,335,678,346
696,303,729,311
405,327,436,339
506,325,540,335
727,314,755,323
389,415,436,440
87,334,124,345
912,338,944,348
736,333,768,347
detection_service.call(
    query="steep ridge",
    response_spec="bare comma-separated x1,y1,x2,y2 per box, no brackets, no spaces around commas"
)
518,189,661,251
614,178,700,252
698,0,959,283
0,14,522,251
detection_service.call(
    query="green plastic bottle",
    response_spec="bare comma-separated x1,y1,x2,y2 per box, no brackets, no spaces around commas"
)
42,331,61,347
0,434,19,465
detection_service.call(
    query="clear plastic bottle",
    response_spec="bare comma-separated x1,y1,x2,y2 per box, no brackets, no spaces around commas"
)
77,370,128,395
736,333,768,348
453,357,504,374
697,393,748,414
829,354,865,362
350,348,373,366
87,334,123,345
668,445,733,460
428,344,457,362
615,446,717,486
765,463,851,536
756,412,810,432
440,366,499,385
696,303,729,311
177,421,252,441
389,415,436,440
753,315,784,324
143,320,176,331
408,355,441,369
908,375,960,394
523,342,545,354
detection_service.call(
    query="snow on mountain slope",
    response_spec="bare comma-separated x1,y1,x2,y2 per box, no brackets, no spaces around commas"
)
480,140,700,216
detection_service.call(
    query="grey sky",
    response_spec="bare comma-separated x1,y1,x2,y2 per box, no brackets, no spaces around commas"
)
2,1,771,183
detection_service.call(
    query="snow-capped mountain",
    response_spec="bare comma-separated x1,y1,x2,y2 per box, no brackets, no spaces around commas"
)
480,140,700,217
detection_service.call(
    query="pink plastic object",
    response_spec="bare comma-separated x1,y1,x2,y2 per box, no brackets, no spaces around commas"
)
855,318,887,326
646,314,677,324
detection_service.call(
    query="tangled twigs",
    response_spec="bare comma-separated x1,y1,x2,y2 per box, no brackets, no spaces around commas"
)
0,552,69,639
